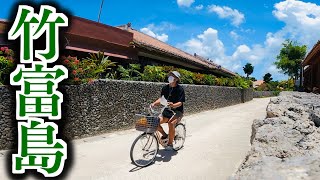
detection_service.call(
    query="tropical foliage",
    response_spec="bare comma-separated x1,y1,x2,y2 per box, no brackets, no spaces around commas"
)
117,64,142,81
0,47,15,85
255,79,294,91
274,40,307,80
0,50,252,89
243,63,254,78
263,73,273,83
61,52,116,84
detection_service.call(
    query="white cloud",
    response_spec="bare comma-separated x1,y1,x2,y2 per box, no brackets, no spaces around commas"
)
177,0,195,7
250,0,320,80
140,22,177,42
177,27,271,73
178,28,241,71
177,26,287,77
272,0,320,49
232,45,250,59
178,28,225,58
266,65,282,77
140,27,168,42
144,22,178,32
208,5,245,26
176,0,320,80
230,31,240,40
195,4,204,10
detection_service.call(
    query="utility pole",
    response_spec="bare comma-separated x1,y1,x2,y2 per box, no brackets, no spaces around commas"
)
98,0,105,23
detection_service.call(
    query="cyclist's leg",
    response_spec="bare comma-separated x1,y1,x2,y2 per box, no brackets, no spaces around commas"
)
157,116,169,137
167,112,183,145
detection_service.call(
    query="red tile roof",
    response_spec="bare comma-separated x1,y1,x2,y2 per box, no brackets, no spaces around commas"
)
118,26,237,77
253,80,264,87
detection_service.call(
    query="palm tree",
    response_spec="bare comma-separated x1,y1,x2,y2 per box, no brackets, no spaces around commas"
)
263,73,273,83
243,63,254,78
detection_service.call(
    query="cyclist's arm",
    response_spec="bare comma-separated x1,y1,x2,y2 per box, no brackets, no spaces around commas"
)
169,102,182,108
152,98,161,106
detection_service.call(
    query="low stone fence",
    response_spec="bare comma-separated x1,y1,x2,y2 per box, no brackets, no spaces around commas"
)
232,92,320,179
253,91,277,98
0,80,253,150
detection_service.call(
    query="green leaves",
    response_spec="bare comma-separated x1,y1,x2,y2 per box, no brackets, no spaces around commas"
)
142,65,166,82
0,53,15,85
82,52,117,79
255,79,294,91
178,69,194,84
275,40,307,79
61,52,117,84
263,73,273,83
117,64,142,81
203,74,216,85
243,63,254,78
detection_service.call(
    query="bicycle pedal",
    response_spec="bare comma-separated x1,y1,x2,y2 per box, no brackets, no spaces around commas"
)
161,139,168,143
161,139,168,146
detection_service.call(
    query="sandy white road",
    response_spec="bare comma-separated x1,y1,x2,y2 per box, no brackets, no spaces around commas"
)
0,98,270,180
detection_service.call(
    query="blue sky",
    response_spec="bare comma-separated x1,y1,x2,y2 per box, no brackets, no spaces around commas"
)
2,0,320,80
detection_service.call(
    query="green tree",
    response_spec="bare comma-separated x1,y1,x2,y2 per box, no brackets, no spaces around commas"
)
274,40,307,81
243,63,254,78
249,77,257,81
263,73,273,83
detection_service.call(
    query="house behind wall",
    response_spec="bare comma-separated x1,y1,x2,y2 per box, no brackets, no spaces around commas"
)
0,18,236,78
303,41,320,93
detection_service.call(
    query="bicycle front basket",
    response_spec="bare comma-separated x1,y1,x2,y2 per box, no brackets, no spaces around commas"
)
135,115,160,133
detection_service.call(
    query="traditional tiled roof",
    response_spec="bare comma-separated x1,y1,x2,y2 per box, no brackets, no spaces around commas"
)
192,53,236,76
118,26,237,77
253,80,264,88
303,40,320,65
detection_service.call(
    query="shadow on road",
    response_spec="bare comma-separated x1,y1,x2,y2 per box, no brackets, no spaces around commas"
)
129,166,143,172
155,149,178,163
129,149,178,172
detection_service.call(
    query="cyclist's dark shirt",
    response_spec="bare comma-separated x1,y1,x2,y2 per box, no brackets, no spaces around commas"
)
161,84,185,113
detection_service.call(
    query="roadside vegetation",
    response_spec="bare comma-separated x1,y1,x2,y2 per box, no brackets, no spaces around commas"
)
1,41,305,92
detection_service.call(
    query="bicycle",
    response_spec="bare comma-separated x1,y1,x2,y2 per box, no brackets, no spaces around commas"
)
130,105,186,167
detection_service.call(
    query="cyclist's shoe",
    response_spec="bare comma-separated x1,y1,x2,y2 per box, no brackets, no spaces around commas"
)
165,145,173,151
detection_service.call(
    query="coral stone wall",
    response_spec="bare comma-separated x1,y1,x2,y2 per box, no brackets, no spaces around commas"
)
0,80,253,149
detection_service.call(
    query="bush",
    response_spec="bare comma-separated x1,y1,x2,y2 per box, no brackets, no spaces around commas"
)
227,78,235,87
233,77,250,89
278,79,294,91
162,66,175,74
0,48,254,89
273,91,280,96
178,68,194,84
117,64,142,81
142,65,166,82
193,73,205,85
0,47,16,85
203,74,216,85
220,78,228,86
61,52,116,84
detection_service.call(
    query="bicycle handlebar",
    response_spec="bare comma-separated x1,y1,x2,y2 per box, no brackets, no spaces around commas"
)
149,103,175,115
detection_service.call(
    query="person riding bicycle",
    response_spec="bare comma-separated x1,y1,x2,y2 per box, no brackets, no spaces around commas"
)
151,71,185,151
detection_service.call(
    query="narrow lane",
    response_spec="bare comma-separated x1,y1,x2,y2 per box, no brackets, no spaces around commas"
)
0,98,270,180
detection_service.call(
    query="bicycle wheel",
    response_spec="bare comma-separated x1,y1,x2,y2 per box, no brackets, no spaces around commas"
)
130,133,159,167
173,123,186,151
